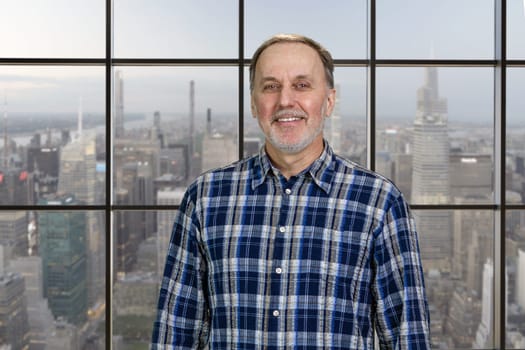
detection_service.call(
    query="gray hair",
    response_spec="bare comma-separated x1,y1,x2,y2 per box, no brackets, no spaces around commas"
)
249,34,335,91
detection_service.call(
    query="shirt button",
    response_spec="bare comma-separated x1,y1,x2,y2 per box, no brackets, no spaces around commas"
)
279,226,286,233
285,188,292,195
275,267,282,274
272,310,280,317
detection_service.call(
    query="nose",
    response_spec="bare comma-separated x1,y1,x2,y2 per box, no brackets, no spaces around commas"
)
278,86,295,108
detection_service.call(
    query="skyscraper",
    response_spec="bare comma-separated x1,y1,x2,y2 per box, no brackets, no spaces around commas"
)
517,248,525,310
115,70,125,138
156,189,184,278
39,194,88,326
0,211,28,257
473,259,493,348
411,67,452,271
0,271,30,349
57,125,104,307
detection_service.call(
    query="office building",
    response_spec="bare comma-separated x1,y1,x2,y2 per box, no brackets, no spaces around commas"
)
411,67,452,271
0,271,30,350
474,259,494,348
9,255,55,349
39,194,88,326
0,211,28,257
156,188,184,278
517,249,525,310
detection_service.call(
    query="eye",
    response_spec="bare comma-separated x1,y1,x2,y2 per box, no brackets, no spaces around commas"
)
294,82,311,90
263,83,280,91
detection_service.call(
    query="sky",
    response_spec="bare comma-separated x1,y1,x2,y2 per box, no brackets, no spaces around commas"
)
0,0,524,124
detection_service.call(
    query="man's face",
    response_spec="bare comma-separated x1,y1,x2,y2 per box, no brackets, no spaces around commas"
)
251,42,336,155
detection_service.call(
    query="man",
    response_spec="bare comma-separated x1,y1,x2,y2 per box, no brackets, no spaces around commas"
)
152,34,430,349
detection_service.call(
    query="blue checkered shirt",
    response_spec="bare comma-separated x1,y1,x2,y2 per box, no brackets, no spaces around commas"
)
152,142,430,349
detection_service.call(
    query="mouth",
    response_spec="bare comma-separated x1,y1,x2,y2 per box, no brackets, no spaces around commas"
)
273,116,305,123
271,110,307,124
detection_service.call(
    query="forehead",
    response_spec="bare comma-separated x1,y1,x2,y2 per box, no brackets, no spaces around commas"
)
255,42,324,77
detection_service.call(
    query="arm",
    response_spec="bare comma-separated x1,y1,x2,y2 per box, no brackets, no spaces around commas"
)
151,191,210,349
373,194,431,350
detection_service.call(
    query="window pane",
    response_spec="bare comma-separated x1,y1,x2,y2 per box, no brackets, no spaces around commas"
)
0,1,105,58
245,0,367,59
507,0,525,59
112,209,176,348
417,209,494,348
113,67,238,205
376,67,494,205
507,68,525,204
506,210,525,348
114,0,238,58
0,66,106,205
377,0,494,59
0,209,106,349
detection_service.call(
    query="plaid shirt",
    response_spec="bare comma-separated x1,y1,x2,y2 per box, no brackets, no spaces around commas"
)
152,142,430,349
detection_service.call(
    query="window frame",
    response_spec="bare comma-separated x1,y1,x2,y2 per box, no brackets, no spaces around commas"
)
0,1,524,349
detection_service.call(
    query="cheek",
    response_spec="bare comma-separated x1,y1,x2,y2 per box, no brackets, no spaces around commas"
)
253,97,277,117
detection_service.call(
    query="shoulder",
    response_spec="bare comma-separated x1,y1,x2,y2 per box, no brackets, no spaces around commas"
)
185,154,260,200
332,153,403,199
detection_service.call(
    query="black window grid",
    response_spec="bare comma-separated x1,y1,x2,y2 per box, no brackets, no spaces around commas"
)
0,0,524,348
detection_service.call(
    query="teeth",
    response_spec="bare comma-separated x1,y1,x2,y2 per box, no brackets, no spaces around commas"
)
277,117,302,122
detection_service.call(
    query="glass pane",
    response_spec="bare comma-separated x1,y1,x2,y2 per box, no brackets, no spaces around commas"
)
0,209,106,349
0,66,106,205
114,0,238,58
507,0,525,59
377,0,494,59
113,209,176,348
506,209,525,348
113,67,238,205
376,67,494,205
416,209,494,348
0,1,105,58
245,0,367,59
507,68,525,204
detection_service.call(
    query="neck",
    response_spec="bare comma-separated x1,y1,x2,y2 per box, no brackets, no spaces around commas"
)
265,138,324,179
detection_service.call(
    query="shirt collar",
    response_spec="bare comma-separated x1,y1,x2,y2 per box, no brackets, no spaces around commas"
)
252,141,335,194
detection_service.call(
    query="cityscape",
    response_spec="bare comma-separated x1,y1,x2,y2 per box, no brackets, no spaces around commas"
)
0,66,524,349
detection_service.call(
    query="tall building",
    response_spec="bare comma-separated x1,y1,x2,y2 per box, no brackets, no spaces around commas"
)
0,211,28,257
156,188,184,278
201,111,237,172
449,153,492,201
57,128,104,307
27,145,60,199
57,133,97,205
411,67,452,271
473,259,493,348
114,70,125,138
9,255,55,350
0,167,32,205
0,271,30,350
39,194,88,326
517,248,525,310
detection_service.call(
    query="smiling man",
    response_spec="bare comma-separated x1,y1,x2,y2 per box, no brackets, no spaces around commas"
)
152,34,431,349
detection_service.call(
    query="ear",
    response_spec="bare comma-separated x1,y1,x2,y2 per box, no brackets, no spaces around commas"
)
325,88,336,117
250,95,257,118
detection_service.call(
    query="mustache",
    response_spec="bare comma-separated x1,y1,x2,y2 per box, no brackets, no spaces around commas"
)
272,109,307,122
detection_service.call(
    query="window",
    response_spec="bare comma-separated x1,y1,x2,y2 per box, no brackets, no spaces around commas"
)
0,1,523,349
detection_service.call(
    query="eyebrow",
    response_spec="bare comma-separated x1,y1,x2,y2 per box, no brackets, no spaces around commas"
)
258,74,314,84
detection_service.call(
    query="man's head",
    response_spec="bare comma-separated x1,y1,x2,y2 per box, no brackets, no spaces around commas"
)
250,34,336,156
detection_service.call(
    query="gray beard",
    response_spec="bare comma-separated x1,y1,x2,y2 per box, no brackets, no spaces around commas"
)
267,116,325,154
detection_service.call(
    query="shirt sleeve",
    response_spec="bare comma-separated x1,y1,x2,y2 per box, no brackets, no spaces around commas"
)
373,193,431,350
151,190,210,349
